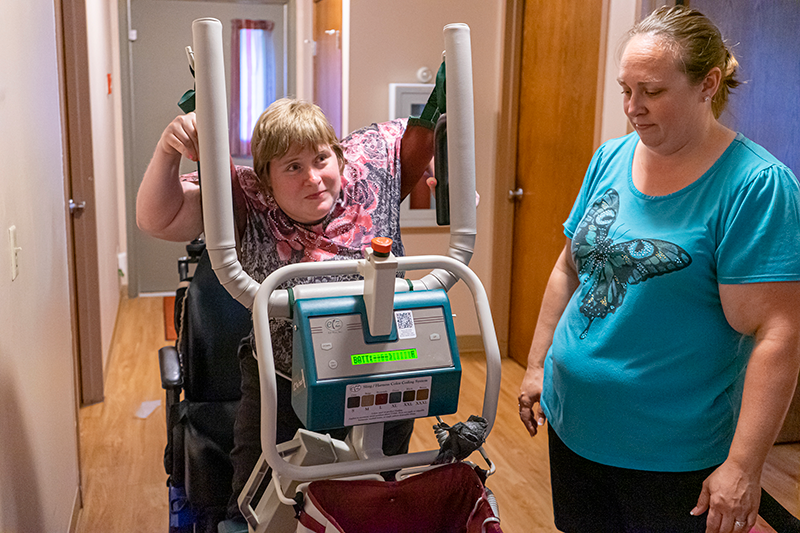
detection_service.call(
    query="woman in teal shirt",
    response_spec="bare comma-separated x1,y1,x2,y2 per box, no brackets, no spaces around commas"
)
518,6,800,533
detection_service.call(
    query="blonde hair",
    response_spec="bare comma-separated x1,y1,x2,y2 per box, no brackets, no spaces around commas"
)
625,6,740,118
250,98,344,192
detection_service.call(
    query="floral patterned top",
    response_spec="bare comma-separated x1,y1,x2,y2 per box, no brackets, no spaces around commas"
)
229,119,406,375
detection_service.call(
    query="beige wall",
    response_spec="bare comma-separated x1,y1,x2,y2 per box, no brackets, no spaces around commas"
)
349,0,506,337
0,1,81,530
600,0,637,145
348,0,636,344
87,0,124,370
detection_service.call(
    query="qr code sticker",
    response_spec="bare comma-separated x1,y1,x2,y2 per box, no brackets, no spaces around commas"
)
394,310,416,339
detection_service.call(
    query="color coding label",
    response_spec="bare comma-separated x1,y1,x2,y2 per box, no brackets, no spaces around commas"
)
343,376,432,426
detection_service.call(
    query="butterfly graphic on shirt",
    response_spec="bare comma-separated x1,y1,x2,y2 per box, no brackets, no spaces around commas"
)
571,188,692,339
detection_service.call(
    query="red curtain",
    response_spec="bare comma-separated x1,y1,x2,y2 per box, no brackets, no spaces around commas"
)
230,19,275,157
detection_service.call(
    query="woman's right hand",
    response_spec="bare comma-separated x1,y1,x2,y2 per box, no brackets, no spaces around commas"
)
159,112,199,162
519,365,547,437
137,112,204,241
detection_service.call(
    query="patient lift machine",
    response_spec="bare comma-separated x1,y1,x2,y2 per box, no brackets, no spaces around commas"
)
191,18,502,532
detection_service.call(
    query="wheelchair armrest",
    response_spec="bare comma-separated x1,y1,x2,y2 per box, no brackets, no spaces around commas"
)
159,346,184,390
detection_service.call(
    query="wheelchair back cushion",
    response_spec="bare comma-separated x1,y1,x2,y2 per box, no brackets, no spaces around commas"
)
181,250,252,402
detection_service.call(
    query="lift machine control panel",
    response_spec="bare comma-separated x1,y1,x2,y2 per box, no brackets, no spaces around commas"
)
291,289,461,431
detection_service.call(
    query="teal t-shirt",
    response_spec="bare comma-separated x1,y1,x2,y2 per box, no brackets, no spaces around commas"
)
541,132,800,471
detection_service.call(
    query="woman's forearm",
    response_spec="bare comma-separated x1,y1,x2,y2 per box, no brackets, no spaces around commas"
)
526,242,580,370
399,125,435,200
136,138,203,241
719,281,800,473
519,240,579,436
727,332,800,475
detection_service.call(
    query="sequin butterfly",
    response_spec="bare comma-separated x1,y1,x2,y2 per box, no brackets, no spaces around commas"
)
571,188,691,339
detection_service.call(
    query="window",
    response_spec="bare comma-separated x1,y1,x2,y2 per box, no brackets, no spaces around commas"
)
230,19,276,158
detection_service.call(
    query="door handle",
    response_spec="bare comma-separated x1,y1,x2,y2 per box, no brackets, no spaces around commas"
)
69,199,86,214
508,188,524,201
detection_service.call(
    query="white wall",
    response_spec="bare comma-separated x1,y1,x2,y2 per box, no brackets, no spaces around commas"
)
349,0,506,337
87,0,124,369
600,0,638,144
0,1,81,530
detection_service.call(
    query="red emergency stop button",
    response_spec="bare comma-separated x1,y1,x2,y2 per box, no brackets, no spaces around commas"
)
371,237,393,257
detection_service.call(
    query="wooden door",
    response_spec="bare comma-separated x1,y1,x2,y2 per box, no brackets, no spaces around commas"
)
507,0,606,366
61,0,104,404
313,0,342,137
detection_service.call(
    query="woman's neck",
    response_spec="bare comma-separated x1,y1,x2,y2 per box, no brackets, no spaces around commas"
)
632,121,736,196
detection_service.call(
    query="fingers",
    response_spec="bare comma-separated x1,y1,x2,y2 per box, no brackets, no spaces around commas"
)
710,510,734,533
706,511,753,533
162,113,199,161
519,403,537,436
731,514,756,533
519,367,546,437
695,471,760,533
738,511,757,533
705,509,757,533
426,176,437,192
424,177,480,207
518,396,546,437
691,484,710,518
534,403,546,426
422,158,435,179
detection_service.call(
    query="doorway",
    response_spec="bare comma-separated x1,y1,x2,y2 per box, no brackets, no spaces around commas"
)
506,0,606,366
313,0,342,138
120,0,292,295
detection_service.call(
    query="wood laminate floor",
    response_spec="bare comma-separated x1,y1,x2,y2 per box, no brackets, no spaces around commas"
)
76,295,800,532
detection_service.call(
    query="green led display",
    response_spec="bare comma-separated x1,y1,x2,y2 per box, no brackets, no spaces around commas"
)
351,348,418,366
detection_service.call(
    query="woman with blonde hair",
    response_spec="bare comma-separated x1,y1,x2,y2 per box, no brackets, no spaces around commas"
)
518,7,800,533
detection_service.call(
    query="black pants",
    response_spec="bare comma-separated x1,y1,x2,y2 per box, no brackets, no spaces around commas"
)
226,335,415,520
548,425,716,533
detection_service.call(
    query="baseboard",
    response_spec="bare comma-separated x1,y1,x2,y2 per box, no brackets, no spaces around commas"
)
69,486,81,533
138,291,177,298
457,334,484,355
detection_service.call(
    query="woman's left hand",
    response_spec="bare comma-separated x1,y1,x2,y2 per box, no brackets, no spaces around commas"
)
425,177,481,207
691,460,761,533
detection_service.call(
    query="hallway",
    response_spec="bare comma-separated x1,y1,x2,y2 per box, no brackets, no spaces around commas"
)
78,296,169,532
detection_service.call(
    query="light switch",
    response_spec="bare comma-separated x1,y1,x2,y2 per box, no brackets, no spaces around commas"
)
9,225,20,281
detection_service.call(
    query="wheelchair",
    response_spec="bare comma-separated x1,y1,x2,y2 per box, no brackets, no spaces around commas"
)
158,239,252,533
